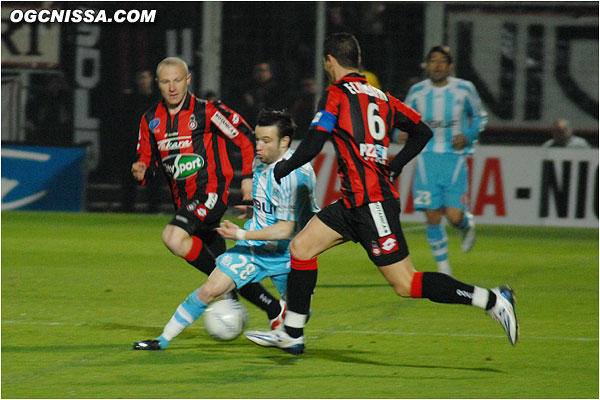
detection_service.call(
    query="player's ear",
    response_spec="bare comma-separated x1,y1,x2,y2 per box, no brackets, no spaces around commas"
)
280,135,291,149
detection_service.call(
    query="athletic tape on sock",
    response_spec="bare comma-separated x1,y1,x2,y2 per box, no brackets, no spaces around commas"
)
471,286,489,310
285,310,308,328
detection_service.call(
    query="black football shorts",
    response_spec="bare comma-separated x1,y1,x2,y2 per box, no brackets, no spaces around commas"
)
170,192,227,237
317,198,409,267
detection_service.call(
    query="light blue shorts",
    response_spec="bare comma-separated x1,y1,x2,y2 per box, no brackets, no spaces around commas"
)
216,244,290,297
412,152,468,211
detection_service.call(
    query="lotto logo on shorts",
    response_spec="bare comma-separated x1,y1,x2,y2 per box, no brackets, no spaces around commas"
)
378,235,399,254
196,205,208,220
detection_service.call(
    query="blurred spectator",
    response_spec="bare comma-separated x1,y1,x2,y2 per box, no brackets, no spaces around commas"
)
542,119,590,148
238,61,287,126
202,90,218,101
327,5,359,36
361,68,381,89
290,77,317,138
120,69,162,213
25,73,73,146
362,3,386,35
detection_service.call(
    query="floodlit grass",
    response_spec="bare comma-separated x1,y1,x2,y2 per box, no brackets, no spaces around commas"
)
2,211,598,398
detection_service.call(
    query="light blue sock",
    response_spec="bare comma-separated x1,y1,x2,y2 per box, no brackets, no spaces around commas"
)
158,289,208,348
426,224,449,263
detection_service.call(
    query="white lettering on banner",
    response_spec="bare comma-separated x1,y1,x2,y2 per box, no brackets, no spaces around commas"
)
1,7,60,68
447,9,598,130
73,22,100,169
305,141,598,228
166,28,193,72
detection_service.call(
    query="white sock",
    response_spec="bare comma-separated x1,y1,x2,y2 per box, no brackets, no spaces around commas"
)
471,286,489,310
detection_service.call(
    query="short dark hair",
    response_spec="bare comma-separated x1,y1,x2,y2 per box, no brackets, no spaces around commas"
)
323,32,361,69
426,45,453,64
256,109,296,143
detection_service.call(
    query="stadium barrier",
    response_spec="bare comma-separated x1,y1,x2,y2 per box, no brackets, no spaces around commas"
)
309,143,598,228
1,145,86,211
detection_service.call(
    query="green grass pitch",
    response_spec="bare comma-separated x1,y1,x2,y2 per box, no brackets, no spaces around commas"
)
2,211,598,398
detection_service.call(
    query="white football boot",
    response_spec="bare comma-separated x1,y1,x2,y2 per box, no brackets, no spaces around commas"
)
245,329,305,354
460,212,476,253
269,300,287,331
488,286,519,346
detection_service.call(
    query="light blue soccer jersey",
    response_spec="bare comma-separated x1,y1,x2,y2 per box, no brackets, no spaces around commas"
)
217,149,319,295
404,77,487,155
238,149,320,251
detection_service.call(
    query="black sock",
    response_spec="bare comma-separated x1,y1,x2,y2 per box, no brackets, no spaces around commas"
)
185,234,225,275
239,282,281,319
285,267,317,338
421,272,475,305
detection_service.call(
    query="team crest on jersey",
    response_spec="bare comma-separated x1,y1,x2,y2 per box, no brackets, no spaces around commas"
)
149,118,161,132
371,241,382,257
232,113,239,124
195,204,208,220
186,199,200,212
188,114,198,130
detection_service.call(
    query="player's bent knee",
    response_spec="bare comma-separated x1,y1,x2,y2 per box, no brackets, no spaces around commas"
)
390,280,412,297
197,284,218,304
288,238,312,260
445,208,464,227
162,226,186,256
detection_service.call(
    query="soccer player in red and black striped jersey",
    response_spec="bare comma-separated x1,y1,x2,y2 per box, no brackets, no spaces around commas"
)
131,57,286,329
245,33,518,354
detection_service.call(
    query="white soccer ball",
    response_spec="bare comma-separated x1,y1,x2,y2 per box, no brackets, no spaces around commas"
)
203,299,248,341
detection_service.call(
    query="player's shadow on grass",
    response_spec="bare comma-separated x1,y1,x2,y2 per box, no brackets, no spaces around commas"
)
261,348,505,373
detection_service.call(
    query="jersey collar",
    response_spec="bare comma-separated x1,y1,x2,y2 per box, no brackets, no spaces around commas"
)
160,91,194,113
335,72,366,84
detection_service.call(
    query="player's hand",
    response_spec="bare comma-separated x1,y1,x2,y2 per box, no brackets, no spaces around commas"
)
452,134,468,150
216,220,243,240
131,162,147,181
241,178,253,202
234,205,253,219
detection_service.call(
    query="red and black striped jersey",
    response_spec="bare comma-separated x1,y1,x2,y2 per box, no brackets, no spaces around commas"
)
311,73,421,208
136,93,255,210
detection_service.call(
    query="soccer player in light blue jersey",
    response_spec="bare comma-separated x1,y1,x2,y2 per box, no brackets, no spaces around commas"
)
133,110,320,350
402,46,488,276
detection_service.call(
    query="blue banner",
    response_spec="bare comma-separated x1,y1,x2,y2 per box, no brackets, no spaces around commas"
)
2,145,86,211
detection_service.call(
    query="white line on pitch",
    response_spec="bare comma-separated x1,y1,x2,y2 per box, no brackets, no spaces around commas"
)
3,320,596,342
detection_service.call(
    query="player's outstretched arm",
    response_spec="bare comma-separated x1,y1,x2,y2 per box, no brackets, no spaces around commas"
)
274,127,328,183
217,220,295,241
240,177,253,202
